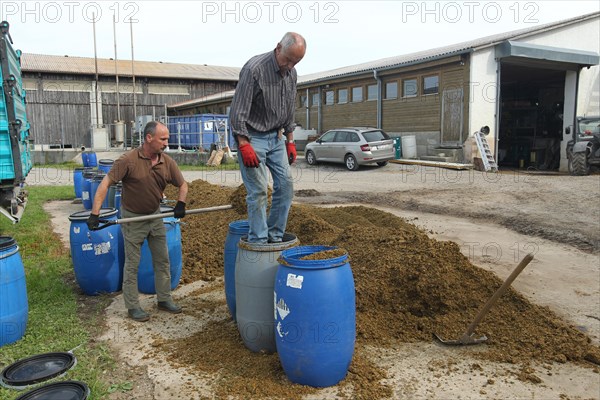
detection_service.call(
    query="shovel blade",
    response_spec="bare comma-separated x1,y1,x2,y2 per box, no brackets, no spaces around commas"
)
434,332,488,346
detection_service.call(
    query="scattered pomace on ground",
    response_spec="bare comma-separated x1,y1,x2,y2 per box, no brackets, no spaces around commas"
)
163,180,600,399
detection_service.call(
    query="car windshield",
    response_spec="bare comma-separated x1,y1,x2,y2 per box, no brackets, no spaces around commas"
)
362,130,390,142
578,118,600,135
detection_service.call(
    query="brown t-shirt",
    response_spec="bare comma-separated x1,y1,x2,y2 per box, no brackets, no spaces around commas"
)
108,148,185,214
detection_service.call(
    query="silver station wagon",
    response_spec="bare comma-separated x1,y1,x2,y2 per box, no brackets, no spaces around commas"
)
304,127,395,171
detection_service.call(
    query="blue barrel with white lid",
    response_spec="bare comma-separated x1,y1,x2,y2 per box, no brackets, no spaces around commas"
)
68,208,122,295
274,245,356,387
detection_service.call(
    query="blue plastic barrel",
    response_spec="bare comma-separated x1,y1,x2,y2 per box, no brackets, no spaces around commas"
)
274,245,356,387
90,173,108,209
68,208,123,295
98,159,114,174
107,182,122,209
236,233,299,353
223,220,249,321
82,152,97,168
0,236,28,347
73,167,84,199
137,205,182,294
81,170,96,210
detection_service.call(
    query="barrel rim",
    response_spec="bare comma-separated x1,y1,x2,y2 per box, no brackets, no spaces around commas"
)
238,233,298,252
228,219,249,234
68,208,118,221
279,245,349,269
13,380,89,399
0,236,17,250
1,352,77,389
98,159,114,164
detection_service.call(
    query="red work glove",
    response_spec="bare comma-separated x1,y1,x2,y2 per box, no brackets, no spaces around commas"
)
238,143,260,168
286,142,297,165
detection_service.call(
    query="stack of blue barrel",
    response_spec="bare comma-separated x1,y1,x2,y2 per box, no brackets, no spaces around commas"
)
74,154,121,212
70,153,125,296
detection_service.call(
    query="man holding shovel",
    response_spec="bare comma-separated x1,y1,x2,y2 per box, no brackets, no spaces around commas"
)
87,121,188,322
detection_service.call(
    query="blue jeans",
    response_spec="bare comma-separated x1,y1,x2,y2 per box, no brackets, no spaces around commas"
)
239,130,294,243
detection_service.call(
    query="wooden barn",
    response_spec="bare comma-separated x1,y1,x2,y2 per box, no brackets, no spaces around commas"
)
20,54,240,149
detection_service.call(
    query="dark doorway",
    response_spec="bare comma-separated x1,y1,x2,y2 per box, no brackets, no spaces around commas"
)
498,64,565,170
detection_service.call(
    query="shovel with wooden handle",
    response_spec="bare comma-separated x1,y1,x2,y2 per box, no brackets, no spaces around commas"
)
434,253,534,345
94,204,233,230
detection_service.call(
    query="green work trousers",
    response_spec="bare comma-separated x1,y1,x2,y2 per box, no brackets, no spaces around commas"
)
121,208,172,310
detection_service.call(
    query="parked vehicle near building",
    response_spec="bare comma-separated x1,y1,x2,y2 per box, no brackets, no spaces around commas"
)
304,127,394,171
566,116,600,176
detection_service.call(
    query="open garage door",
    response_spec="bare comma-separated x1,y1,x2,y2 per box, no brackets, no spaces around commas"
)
495,41,599,171
497,64,565,170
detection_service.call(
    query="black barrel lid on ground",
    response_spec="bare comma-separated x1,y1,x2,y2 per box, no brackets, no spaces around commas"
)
14,380,89,400
0,352,76,390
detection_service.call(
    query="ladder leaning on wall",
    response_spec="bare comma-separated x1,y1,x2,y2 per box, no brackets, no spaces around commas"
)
473,126,498,172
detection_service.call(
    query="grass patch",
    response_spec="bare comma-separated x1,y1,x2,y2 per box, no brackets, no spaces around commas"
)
0,186,117,400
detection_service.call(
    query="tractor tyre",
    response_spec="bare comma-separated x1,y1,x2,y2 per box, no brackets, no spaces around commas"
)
569,152,590,176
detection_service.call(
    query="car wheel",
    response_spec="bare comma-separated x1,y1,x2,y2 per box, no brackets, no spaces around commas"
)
376,161,388,167
345,154,359,171
569,152,590,176
306,150,317,165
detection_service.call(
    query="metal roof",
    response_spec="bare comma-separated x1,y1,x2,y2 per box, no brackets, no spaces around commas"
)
298,11,600,85
21,53,241,81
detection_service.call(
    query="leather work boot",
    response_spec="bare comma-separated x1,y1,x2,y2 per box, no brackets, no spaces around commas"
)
128,308,150,322
157,300,182,314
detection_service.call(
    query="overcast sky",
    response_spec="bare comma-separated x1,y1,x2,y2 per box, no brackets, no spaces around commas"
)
3,1,599,75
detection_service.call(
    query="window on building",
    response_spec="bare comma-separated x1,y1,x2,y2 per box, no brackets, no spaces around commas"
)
423,75,439,95
312,93,320,107
385,82,398,99
352,86,363,102
367,84,378,101
325,90,334,105
299,95,308,108
403,79,418,97
338,88,348,104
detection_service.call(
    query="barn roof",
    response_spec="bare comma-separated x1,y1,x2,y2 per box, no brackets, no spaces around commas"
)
21,53,241,81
